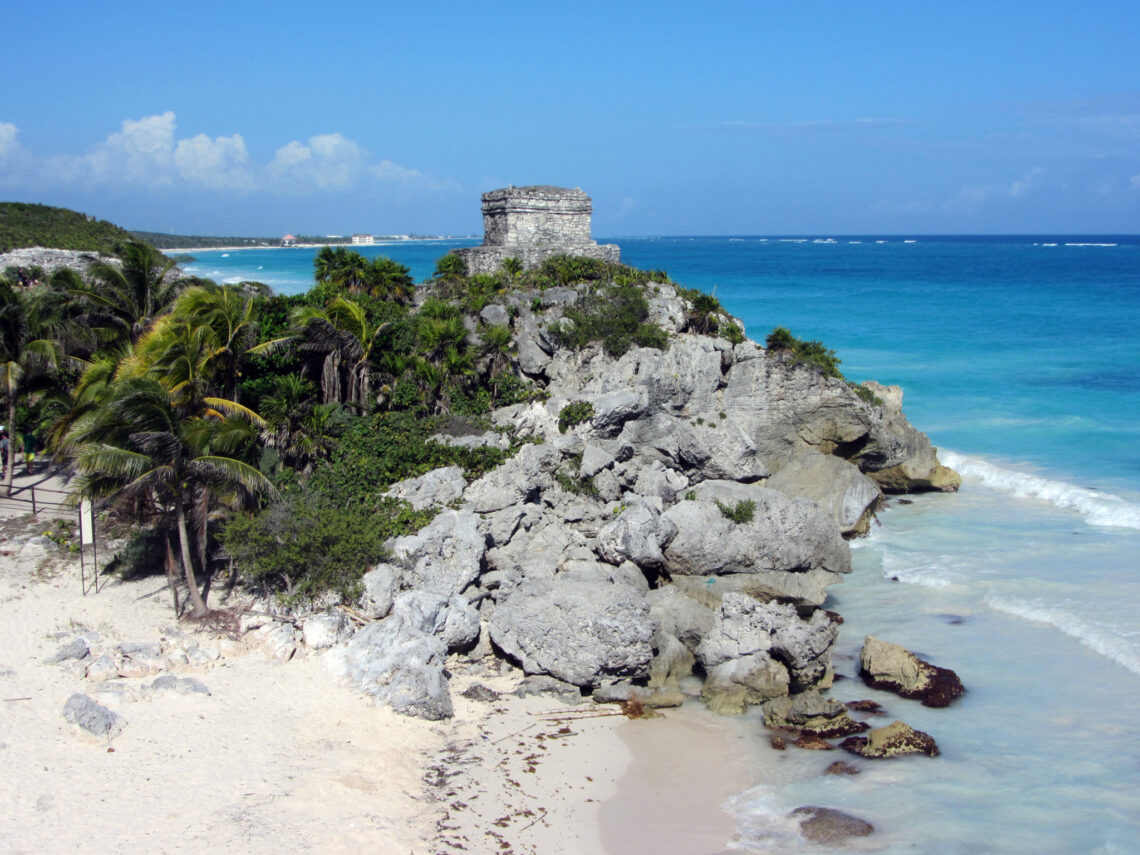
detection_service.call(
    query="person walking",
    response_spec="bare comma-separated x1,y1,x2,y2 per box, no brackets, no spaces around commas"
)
0,427,8,480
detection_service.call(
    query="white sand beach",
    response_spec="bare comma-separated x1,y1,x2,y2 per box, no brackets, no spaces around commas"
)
0,475,748,855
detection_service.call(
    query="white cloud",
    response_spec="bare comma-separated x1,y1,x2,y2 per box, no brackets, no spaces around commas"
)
63,111,178,186
268,133,366,190
1130,173,1140,190
6,112,452,196
1009,167,1044,198
0,122,20,160
174,133,254,190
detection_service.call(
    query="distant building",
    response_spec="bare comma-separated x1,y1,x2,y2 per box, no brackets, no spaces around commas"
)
281,234,297,247
351,234,375,245
453,185,619,274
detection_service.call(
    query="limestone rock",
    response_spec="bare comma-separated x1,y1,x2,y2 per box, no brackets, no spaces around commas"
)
595,501,677,568
648,632,696,690
645,585,716,651
330,615,453,720
145,675,211,696
388,509,485,598
701,653,790,715
63,693,125,738
359,563,400,619
302,611,354,650
762,691,869,738
463,443,560,512
695,594,838,692
841,720,940,759
488,577,654,688
47,638,90,664
85,654,120,683
859,636,965,707
765,453,883,537
514,674,585,704
383,466,466,510
661,482,850,608
116,642,169,676
791,806,874,844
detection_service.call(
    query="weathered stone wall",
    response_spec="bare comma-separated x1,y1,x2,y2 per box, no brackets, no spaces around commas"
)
454,185,620,275
482,186,594,247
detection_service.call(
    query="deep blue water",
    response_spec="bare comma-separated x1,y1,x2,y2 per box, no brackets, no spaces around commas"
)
187,236,1140,852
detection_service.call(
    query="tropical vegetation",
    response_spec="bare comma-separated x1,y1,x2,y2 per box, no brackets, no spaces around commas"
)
0,202,136,254
1,228,789,618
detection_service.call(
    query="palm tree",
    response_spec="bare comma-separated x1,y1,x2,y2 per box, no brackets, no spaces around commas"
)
0,284,70,495
70,375,272,616
73,241,183,348
150,284,258,401
254,297,388,409
364,256,415,303
259,373,338,469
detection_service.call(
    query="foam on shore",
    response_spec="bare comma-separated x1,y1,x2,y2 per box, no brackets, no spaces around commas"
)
940,450,1140,529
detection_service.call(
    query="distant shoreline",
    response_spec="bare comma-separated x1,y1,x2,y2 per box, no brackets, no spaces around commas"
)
165,238,474,254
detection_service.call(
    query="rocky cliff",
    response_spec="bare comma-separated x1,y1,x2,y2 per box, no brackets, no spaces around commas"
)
327,278,959,719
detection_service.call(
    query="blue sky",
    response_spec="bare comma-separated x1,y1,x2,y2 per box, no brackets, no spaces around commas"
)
3,0,1139,236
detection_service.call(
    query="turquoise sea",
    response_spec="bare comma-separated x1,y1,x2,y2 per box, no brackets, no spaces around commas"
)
186,236,1140,853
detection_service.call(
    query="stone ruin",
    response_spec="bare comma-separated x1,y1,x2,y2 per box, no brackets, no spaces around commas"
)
453,185,620,275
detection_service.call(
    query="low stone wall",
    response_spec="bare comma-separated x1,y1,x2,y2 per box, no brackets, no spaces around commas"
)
454,243,621,276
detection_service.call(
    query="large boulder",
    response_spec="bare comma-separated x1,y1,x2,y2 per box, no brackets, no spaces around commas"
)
859,636,965,707
383,466,466,510
329,612,453,720
695,594,838,693
387,509,485,598
722,353,958,492
762,691,868,738
487,577,654,687
765,453,882,536
841,720,940,758
595,501,677,568
661,482,850,608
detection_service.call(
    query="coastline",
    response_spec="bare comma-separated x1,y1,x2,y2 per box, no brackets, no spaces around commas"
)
601,701,755,855
164,239,471,254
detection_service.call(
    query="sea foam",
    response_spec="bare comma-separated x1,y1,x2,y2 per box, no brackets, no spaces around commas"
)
985,595,1140,676
940,450,1140,529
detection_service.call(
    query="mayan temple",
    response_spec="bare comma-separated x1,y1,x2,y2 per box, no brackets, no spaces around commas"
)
453,185,620,274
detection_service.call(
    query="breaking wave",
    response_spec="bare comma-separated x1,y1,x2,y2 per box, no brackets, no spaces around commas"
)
985,595,1140,676
940,450,1140,530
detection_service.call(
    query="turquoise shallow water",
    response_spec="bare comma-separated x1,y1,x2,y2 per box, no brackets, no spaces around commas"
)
188,236,1140,852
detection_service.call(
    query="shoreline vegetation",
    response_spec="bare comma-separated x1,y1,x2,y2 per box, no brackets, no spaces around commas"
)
0,202,962,852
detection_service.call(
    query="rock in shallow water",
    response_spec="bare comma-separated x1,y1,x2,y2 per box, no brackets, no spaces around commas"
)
859,635,965,707
791,806,874,843
840,720,940,759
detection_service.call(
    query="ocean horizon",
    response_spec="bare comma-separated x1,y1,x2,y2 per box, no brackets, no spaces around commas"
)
185,235,1140,852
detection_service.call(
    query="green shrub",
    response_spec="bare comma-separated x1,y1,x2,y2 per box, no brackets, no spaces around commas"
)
220,495,432,600
558,400,595,433
850,382,884,406
550,281,669,358
554,455,598,497
716,498,756,524
765,326,843,379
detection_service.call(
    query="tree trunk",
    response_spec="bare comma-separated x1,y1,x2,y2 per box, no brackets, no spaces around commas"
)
164,531,182,617
177,502,208,617
4,398,14,497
